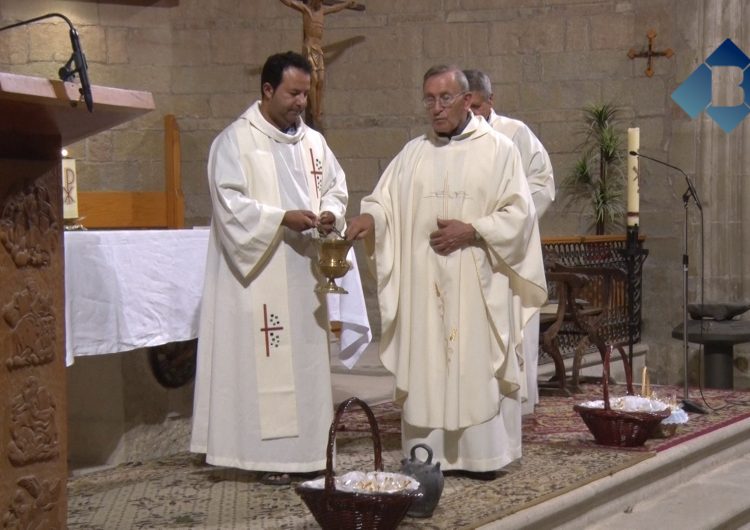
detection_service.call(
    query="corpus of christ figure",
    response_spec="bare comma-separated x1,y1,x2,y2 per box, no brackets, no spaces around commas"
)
279,0,365,129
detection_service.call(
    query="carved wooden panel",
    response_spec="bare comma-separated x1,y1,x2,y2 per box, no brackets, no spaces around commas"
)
0,181,59,268
1,475,61,529
3,280,56,370
1,159,67,527
7,376,60,466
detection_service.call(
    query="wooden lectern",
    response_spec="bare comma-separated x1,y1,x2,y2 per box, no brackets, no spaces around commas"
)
0,72,154,527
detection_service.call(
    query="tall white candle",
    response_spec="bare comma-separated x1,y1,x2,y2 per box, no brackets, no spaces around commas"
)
626,127,640,227
62,157,79,220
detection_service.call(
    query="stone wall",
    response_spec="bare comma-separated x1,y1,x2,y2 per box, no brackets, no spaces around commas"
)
2,0,748,386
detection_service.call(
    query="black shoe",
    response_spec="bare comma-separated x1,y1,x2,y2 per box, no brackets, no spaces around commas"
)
444,469,499,481
462,470,498,481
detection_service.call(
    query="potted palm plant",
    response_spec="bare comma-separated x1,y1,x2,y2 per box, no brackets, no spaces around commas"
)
562,103,626,235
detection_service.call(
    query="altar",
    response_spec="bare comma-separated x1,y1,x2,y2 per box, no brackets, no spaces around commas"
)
64,228,371,366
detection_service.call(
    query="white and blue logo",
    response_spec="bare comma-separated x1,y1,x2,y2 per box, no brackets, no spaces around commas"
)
671,38,750,133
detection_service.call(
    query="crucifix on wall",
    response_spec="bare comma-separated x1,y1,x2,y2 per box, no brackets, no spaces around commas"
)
279,0,365,131
628,29,674,77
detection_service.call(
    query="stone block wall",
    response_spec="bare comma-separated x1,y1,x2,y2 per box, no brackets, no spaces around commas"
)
2,0,748,386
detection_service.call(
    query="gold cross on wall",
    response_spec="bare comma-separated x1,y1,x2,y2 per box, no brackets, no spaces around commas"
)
627,29,674,77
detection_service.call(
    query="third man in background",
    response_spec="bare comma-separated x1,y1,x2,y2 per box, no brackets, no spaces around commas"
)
464,69,555,416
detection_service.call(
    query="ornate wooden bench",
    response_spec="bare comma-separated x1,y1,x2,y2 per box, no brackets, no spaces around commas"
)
539,235,645,395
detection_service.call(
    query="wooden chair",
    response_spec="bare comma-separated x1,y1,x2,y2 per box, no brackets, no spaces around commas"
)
539,263,634,396
77,114,185,229
538,269,589,396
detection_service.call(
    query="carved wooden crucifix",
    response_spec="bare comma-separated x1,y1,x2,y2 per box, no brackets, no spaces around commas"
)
627,29,674,77
279,0,366,131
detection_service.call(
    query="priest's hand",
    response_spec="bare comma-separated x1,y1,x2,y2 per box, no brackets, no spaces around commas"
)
316,210,336,235
430,218,477,256
345,214,374,240
282,210,318,232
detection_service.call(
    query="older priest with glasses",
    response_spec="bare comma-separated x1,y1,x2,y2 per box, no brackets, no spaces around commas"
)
347,65,547,479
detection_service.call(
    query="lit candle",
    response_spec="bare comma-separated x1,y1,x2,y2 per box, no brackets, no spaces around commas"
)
627,128,640,227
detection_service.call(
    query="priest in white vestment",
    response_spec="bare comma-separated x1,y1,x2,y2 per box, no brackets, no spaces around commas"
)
190,52,348,481
465,69,555,416
347,66,548,476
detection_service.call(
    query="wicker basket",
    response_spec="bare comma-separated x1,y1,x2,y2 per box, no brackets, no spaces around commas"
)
295,397,418,529
574,347,670,447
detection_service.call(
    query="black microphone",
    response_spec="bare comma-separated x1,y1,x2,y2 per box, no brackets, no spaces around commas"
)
65,27,93,112
0,13,93,112
629,151,702,210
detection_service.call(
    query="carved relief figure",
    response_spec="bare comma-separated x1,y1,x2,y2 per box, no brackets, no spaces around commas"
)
3,280,56,369
7,377,59,466
0,183,58,268
279,0,364,128
2,476,60,529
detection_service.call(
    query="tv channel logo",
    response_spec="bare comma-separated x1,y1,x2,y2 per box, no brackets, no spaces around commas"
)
671,38,750,133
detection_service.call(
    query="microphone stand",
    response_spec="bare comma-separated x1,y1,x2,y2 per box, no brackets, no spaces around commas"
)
680,187,707,413
632,151,706,413
0,12,93,112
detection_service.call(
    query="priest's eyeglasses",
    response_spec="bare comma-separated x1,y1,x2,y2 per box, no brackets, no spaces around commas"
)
422,92,465,109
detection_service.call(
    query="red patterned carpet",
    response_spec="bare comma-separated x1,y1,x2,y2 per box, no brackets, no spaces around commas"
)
338,384,750,453
524,383,750,452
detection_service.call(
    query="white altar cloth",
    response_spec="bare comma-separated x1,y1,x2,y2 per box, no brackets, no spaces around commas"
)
64,229,371,367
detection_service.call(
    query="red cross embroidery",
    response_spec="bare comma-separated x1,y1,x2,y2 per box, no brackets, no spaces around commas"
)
309,148,322,197
259,304,284,357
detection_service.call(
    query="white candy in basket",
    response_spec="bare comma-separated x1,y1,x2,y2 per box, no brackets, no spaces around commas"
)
301,471,420,494
578,395,671,413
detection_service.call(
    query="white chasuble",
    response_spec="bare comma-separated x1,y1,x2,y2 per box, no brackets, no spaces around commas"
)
191,102,348,471
361,115,547,471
